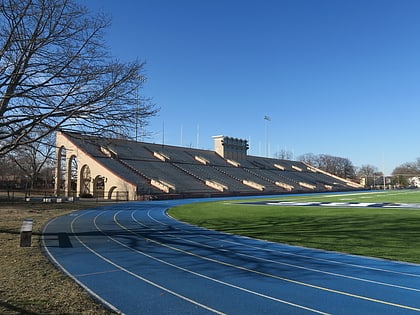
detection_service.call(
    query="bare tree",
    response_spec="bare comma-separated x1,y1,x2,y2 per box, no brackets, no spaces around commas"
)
0,153,21,185
11,133,55,189
298,153,318,166
298,153,356,179
274,148,293,160
316,154,355,179
357,164,379,187
392,161,420,176
358,164,378,178
0,0,158,156
391,159,420,187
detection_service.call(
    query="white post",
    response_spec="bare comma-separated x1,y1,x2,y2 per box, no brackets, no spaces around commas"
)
264,115,271,157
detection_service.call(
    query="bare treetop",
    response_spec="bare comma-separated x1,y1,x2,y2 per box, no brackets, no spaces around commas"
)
0,0,158,156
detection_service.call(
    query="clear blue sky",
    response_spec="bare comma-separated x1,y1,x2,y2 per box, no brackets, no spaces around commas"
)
84,0,420,174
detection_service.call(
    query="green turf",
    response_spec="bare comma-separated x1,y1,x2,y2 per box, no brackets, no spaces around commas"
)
168,190,420,264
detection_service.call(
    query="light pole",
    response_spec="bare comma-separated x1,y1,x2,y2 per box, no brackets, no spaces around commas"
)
264,115,271,157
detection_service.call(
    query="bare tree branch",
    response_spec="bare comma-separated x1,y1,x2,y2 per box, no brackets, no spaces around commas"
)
298,152,356,179
0,0,158,156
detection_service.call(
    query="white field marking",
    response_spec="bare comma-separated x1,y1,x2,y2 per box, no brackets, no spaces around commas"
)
41,212,124,315
107,211,331,315
133,211,420,293
262,190,420,204
255,201,420,209
322,202,375,207
294,190,418,200
226,191,386,205
322,191,387,198
132,210,420,312
384,203,420,209
72,211,227,315
270,201,323,206
163,209,420,279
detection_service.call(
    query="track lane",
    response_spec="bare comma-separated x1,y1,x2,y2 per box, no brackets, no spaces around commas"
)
104,210,328,315
131,207,420,313
70,208,226,315
71,207,326,315
42,199,420,314
118,211,414,314
144,207,420,295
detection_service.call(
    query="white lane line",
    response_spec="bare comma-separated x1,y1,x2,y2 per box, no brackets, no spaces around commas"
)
111,211,330,315
73,210,227,315
41,211,124,315
136,210,420,293
146,213,420,292
162,208,420,279
138,210,420,312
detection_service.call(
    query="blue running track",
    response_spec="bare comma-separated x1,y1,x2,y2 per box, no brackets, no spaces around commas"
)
42,198,420,315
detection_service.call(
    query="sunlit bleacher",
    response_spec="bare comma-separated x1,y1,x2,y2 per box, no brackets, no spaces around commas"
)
63,132,361,199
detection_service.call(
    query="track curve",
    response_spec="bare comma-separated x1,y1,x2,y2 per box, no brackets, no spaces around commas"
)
42,198,420,314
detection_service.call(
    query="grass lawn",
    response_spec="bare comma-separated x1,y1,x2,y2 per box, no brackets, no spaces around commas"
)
2,190,419,314
0,201,117,315
169,190,420,264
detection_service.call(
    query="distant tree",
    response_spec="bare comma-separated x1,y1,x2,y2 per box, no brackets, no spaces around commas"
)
0,154,20,183
318,154,356,179
298,153,318,166
357,164,379,187
298,153,356,179
0,0,158,157
392,158,420,187
339,157,356,179
392,161,420,176
357,164,378,176
274,148,293,160
11,134,55,189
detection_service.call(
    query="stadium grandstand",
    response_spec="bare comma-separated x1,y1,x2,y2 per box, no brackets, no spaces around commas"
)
55,131,363,201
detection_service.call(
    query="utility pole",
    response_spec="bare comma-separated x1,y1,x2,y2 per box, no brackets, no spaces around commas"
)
264,115,271,157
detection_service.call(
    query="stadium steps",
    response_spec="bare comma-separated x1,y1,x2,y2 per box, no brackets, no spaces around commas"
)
61,131,362,198
212,165,266,193
242,168,287,193
178,163,251,193
127,160,215,194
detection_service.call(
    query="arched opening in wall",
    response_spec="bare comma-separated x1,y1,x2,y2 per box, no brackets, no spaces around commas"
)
68,155,78,197
80,165,91,197
93,175,105,199
108,186,117,200
56,146,67,196
107,186,129,201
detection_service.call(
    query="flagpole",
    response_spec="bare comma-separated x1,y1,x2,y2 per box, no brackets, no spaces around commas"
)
264,115,271,157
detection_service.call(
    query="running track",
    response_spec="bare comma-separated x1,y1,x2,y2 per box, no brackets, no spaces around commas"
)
42,198,420,314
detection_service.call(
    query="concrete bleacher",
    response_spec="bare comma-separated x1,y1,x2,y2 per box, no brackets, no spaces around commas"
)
62,132,362,199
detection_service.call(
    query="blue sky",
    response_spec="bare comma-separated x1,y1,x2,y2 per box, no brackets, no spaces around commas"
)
84,0,420,174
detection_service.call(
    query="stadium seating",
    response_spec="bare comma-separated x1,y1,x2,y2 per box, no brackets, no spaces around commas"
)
61,131,361,199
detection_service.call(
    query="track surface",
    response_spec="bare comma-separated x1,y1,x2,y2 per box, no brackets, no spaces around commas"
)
42,198,420,314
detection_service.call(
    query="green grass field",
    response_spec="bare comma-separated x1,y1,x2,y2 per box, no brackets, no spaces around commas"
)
169,190,420,264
